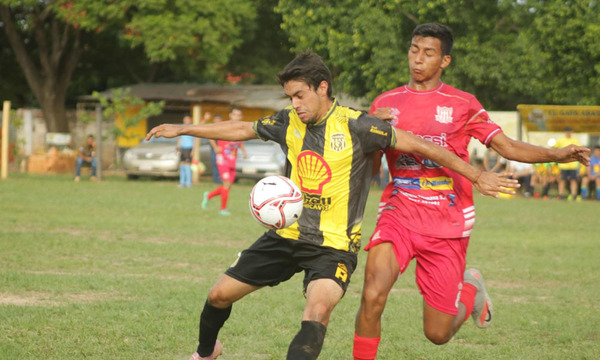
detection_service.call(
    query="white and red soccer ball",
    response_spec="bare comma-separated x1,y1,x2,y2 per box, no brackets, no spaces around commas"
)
249,175,304,230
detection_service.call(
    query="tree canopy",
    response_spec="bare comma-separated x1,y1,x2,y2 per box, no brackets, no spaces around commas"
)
0,0,257,132
1,0,599,132
276,0,600,109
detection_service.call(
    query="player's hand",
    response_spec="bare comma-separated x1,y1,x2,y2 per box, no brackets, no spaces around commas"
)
145,124,181,141
372,107,394,121
557,144,591,166
373,107,400,123
473,171,520,198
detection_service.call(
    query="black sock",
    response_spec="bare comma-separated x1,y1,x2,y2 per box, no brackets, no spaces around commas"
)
286,321,327,360
197,300,232,357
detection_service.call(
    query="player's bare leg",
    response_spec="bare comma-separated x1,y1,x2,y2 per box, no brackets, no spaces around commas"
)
287,278,343,360
353,243,399,360
423,268,493,345
192,275,261,360
423,302,465,344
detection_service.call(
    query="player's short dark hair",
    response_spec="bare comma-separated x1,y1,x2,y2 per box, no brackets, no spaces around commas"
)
277,50,333,98
230,106,242,113
412,23,453,56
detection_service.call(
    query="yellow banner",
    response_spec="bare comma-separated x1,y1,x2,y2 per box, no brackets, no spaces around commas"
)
517,104,600,133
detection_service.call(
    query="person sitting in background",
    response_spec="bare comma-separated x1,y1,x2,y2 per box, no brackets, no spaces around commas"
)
554,126,581,200
483,147,504,173
74,134,97,182
507,160,534,197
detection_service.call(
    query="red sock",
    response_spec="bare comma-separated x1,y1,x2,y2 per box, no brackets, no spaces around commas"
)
353,333,380,360
208,186,222,199
460,282,478,322
220,188,229,210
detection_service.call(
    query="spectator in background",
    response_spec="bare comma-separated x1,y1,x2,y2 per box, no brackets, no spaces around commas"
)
483,147,504,173
581,145,600,200
178,114,194,188
74,134,97,182
507,160,534,197
554,126,581,200
209,114,223,184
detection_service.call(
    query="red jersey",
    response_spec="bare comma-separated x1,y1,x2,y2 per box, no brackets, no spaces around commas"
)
372,83,502,239
216,140,242,166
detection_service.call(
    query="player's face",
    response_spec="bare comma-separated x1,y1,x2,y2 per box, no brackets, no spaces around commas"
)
408,36,451,87
229,109,243,122
284,80,329,124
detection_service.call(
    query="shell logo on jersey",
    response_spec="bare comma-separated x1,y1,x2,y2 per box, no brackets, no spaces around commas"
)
435,106,454,124
297,151,332,194
330,133,347,152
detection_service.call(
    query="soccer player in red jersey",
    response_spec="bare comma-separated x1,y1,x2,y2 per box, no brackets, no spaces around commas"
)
353,23,591,360
202,106,247,216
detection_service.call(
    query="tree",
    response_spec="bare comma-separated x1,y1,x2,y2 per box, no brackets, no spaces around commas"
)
276,0,600,109
0,0,256,132
0,1,84,132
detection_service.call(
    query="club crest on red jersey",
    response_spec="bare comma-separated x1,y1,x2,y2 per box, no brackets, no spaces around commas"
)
435,106,454,124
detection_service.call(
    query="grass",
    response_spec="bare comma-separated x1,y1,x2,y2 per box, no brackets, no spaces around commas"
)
1,173,598,359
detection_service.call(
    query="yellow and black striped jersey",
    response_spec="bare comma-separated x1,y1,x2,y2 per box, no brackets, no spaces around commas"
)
253,99,396,253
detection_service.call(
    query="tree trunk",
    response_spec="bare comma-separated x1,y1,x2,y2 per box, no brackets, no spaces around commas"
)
0,4,83,133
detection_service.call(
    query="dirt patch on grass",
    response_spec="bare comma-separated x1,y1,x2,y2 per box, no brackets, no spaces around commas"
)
0,291,122,307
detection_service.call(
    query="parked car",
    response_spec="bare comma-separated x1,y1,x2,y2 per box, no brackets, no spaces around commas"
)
235,139,286,180
122,137,212,179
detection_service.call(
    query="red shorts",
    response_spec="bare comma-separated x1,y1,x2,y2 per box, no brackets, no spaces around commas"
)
365,210,469,315
216,154,237,182
217,164,236,182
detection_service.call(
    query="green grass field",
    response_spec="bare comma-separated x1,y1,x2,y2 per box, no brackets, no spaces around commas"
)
1,174,598,360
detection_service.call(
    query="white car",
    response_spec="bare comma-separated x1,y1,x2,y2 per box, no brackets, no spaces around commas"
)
122,137,212,179
235,139,286,180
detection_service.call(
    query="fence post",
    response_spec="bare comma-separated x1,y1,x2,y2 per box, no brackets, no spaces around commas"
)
1,101,11,179
95,104,103,181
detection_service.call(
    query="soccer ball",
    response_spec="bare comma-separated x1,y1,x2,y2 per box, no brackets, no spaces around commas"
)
249,175,304,230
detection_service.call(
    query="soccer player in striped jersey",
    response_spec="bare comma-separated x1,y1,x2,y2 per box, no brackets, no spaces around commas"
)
353,23,591,360
146,51,516,360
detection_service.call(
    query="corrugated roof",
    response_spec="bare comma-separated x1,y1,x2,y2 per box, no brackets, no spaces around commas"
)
79,83,368,111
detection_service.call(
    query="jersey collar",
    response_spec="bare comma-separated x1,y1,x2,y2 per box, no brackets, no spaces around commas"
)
310,98,338,127
404,82,444,94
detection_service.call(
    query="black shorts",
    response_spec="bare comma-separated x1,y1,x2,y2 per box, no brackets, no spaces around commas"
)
180,148,192,162
560,169,578,181
225,231,357,293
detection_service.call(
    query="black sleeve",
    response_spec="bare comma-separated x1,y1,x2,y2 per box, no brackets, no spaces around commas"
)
351,113,397,153
253,108,291,146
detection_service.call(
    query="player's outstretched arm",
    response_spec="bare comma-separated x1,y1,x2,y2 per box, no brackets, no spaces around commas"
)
145,121,257,142
393,128,519,198
491,133,591,166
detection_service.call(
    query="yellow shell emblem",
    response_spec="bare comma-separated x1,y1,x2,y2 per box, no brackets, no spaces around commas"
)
297,151,331,194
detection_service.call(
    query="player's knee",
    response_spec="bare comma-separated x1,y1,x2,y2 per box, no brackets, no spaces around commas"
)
360,286,387,314
206,287,234,308
424,327,452,345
